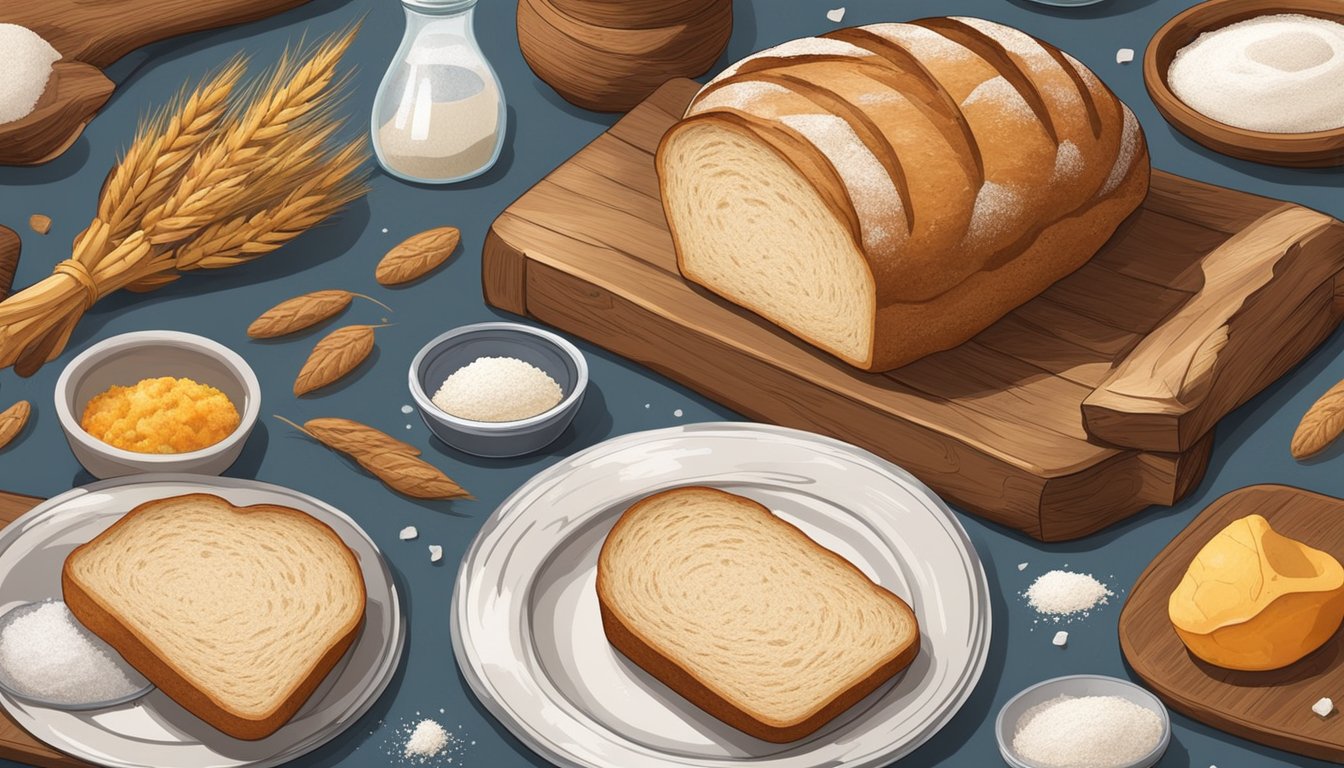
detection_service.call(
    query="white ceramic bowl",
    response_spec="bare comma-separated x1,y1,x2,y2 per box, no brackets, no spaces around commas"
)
996,674,1171,768
54,331,261,479
408,322,589,458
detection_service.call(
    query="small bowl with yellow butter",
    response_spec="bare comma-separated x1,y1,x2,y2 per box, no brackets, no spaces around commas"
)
55,331,261,478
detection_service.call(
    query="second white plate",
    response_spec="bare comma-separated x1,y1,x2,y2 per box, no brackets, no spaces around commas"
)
452,423,991,768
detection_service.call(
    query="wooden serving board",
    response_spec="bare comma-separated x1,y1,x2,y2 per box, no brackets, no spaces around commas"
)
0,0,312,165
483,78,1344,541
0,490,87,768
1120,485,1344,762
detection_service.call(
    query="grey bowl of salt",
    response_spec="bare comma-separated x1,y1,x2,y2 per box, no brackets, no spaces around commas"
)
0,600,152,710
409,322,589,458
996,674,1170,768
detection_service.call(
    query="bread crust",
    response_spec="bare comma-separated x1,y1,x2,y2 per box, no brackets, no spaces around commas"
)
61,493,366,741
596,486,920,743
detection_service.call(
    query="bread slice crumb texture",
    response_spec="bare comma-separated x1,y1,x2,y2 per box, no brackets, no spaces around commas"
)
64,494,365,719
597,486,917,728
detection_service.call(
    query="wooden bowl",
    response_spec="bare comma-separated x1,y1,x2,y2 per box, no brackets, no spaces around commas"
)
545,0,725,30
0,61,113,166
518,0,731,113
1145,0,1344,167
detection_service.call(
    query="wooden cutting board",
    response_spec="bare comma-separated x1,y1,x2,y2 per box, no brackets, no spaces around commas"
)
0,490,87,768
1119,485,1344,763
483,78,1344,541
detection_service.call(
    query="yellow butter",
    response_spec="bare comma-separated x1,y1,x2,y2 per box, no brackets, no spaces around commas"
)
1169,514,1344,671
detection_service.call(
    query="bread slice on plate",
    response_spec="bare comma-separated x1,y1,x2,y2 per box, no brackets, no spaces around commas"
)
62,493,366,741
596,486,919,742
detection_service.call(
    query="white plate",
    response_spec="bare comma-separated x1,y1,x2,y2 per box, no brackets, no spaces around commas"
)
0,474,405,768
452,423,990,768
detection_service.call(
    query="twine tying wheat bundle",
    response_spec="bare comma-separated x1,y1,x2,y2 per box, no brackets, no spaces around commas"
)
0,27,369,377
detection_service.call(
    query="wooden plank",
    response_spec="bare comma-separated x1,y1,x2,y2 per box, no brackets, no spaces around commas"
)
0,491,90,768
484,78,1344,540
1120,485,1344,763
1084,209,1344,452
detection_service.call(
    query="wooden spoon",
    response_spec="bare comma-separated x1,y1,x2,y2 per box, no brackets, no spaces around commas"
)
0,61,114,166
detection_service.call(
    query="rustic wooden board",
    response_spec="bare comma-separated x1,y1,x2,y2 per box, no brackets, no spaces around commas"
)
1120,485,1344,763
0,491,87,768
482,78,1344,541
0,0,312,165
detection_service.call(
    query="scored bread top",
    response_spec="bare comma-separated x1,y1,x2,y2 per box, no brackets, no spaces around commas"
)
62,494,366,723
596,486,918,729
685,17,1144,304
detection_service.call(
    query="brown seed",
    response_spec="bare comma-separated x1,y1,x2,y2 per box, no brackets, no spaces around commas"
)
1293,380,1344,460
304,417,421,457
293,324,383,396
248,290,391,339
28,214,51,235
356,452,472,500
0,226,19,301
0,400,31,450
376,226,461,286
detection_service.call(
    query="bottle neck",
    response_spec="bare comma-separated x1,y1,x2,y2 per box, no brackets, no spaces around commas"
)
402,0,477,18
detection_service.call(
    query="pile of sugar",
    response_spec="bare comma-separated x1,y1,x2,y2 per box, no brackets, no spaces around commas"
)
1026,570,1113,616
431,356,563,422
0,24,61,126
1013,695,1163,768
0,601,143,704
1169,14,1344,133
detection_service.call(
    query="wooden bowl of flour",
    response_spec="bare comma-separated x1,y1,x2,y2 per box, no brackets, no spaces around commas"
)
1145,0,1344,167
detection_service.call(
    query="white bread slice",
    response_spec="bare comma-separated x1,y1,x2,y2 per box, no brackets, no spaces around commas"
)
62,493,366,740
596,486,919,742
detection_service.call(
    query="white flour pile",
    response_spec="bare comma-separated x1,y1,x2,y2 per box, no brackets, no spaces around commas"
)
0,601,143,704
1026,570,1113,617
432,356,563,422
1013,695,1163,768
0,24,61,125
1169,14,1344,132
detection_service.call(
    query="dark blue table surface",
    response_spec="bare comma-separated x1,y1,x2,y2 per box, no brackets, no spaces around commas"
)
1,0,1341,765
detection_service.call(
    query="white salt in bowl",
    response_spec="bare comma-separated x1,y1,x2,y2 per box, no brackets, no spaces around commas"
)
54,331,261,479
408,322,588,458
995,674,1171,768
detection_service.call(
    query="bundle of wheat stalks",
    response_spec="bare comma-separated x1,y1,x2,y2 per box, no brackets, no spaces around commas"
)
0,28,368,377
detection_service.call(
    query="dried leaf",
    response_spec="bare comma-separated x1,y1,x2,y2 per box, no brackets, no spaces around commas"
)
356,452,472,500
0,226,19,301
0,400,31,450
249,290,391,339
275,414,469,500
293,324,383,396
305,417,420,457
376,226,460,286
28,214,50,235
1293,380,1344,459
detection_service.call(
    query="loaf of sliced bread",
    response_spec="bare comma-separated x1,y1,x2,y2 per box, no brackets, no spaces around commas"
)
62,493,366,740
596,486,919,742
657,17,1149,371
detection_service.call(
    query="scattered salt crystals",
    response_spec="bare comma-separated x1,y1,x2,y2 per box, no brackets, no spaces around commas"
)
644,403,650,409
0,25,60,126
1116,48,1135,64
429,545,443,563
1017,562,1029,571
399,526,419,541
1314,697,1335,717
401,404,414,414
1026,570,1113,617
827,7,846,23
0,601,144,704
382,227,390,234
1013,695,1163,768
673,409,684,418
406,424,413,430
405,719,449,759
1169,14,1344,133
431,356,563,422
1053,630,1069,647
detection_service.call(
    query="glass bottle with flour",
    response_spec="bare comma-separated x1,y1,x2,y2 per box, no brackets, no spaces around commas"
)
372,0,506,184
